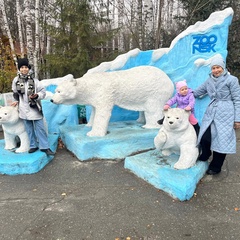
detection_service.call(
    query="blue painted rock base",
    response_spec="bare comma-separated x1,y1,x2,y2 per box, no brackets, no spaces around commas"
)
124,149,208,201
59,121,159,161
0,134,58,175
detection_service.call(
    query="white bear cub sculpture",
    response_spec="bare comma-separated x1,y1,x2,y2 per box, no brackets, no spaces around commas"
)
0,106,30,153
154,108,199,169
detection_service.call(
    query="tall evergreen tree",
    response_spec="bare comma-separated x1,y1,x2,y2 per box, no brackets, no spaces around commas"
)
226,0,240,77
45,0,111,78
0,34,16,93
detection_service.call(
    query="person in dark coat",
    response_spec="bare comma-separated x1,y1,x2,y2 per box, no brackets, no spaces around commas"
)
194,56,240,175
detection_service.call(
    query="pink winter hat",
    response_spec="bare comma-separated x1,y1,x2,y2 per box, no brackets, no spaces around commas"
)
176,80,188,92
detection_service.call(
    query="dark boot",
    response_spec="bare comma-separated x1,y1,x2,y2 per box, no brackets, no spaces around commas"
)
28,147,38,153
207,151,226,174
41,148,55,155
198,126,212,161
193,123,200,136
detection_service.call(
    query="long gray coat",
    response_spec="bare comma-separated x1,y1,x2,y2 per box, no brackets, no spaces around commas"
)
194,71,240,154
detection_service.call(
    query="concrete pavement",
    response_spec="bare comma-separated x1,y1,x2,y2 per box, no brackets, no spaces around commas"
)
0,130,240,239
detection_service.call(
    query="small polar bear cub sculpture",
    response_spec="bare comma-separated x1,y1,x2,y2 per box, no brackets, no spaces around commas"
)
51,66,174,137
0,106,30,153
154,108,199,169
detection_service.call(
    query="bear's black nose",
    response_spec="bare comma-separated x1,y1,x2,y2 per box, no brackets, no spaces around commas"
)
169,121,173,124
50,99,53,102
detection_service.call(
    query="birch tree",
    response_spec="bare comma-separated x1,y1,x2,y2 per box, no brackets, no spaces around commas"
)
143,0,154,49
23,0,34,66
43,0,52,79
118,0,124,51
34,0,40,78
137,0,143,49
0,0,17,64
155,0,164,48
16,0,24,57
130,0,138,49
111,0,116,51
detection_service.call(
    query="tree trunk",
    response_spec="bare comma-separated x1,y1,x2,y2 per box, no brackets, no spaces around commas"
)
130,0,138,49
0,0,17,65
143,0,154,50
118,0,124,52
155,0,164,49
16,0,24,57
34,0,40,78
112,0,116,51
137,0,143,49
24,0,34,66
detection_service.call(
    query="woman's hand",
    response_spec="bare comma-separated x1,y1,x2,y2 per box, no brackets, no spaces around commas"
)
234,122,240,129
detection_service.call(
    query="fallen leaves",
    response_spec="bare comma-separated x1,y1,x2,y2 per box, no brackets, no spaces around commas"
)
58,138,65,149
115,238,131,240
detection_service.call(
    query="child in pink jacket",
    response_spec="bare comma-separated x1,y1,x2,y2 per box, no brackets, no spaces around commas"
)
158,80,200,135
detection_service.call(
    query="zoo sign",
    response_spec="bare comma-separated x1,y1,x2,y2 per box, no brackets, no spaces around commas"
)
192,34,217,54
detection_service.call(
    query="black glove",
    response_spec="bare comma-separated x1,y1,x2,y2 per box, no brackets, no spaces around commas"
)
29,93,38,99
13,92,19,101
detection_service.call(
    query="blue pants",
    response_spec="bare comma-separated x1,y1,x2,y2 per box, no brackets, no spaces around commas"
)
24,119,49,149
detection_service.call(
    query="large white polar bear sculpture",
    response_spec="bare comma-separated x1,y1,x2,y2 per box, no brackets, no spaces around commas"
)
0,106,30,153
51,66,174,137
154,108,199,169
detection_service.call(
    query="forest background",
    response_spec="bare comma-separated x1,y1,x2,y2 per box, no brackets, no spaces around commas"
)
0,0,239,93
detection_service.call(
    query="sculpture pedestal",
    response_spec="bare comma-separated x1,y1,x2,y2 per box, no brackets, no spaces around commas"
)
0,134,58,175
124,149,208,201
59,121,159,161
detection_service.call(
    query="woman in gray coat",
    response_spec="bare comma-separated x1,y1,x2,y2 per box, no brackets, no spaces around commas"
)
194,56,240,175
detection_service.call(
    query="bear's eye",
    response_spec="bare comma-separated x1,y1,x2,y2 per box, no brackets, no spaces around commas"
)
176,117,179,119
4,113,7,115
167,116,170,118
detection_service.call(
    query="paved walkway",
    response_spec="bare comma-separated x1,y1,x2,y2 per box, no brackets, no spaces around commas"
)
0,130,240,239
